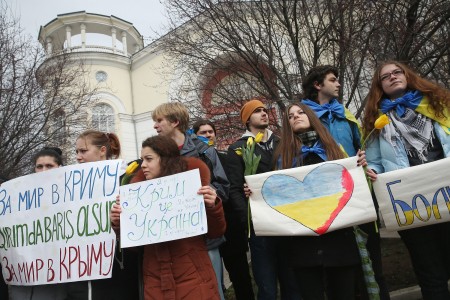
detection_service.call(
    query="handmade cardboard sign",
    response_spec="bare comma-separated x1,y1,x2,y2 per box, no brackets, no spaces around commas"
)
245,157,377,236
0,160,123,285
373,157,450,231
119,169,207,248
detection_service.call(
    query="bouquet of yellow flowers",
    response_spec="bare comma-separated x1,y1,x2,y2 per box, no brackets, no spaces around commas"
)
235,132,264,176
235,132,264,237
121,160,140,185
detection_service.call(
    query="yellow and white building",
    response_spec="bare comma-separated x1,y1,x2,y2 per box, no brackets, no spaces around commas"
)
39,11,180,161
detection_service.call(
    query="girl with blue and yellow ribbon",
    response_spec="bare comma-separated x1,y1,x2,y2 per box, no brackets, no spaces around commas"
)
273,102,371,300
362,60,450,300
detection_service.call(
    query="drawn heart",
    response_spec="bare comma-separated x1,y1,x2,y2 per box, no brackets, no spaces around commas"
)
261,163,354,234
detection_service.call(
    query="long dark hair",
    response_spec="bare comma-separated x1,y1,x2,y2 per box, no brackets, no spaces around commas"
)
32,147,63,166
141,136,187,177
273,103,345,170
362,60,449,137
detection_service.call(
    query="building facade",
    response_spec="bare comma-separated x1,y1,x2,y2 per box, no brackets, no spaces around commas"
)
39,11,181,162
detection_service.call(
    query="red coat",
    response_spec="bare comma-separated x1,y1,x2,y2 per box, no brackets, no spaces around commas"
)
130,157,226,299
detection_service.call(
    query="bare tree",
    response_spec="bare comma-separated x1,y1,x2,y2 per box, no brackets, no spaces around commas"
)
0,2,98,178
356,0,450,116
159,0,449,143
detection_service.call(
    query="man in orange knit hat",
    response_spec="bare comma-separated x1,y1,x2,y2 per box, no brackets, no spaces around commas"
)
227,100,300,300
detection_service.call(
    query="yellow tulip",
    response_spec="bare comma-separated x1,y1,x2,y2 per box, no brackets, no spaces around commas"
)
247,137,254,147
235,148,243,156
361,114,391,150
374,114,390,129
125,161,139,175
254,132,264,143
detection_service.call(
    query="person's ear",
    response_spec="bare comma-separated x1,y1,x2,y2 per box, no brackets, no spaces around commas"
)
99,145,107,158
313,80,322,91
171,119,180,128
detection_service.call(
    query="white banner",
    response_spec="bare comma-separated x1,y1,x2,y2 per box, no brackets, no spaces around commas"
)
0,160,124,285
119,169,207,248
245,157,377,236
373,157,450,231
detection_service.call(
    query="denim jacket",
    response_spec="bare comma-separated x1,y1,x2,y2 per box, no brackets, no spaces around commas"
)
366,122,450,174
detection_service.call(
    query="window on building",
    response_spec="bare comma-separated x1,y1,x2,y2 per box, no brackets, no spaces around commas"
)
92,103,115,132
52,109,66,144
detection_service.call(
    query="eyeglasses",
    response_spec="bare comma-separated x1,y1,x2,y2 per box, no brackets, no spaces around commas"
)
380,69,404,82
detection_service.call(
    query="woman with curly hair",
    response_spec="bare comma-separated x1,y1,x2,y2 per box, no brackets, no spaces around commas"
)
110,135,226,299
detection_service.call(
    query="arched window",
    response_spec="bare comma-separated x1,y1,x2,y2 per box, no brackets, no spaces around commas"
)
52,109,66,144
92,103,115,132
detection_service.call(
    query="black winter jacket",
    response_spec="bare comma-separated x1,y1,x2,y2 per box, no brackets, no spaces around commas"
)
286,153,360,267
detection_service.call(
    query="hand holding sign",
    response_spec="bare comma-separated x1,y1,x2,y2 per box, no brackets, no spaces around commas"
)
0,160,123,285
245,157,377,236
119,169,208,248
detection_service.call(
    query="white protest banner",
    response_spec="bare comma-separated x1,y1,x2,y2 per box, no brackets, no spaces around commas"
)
0,160,124,285
373,157,450,232
119,169,207,248
245,157,377,236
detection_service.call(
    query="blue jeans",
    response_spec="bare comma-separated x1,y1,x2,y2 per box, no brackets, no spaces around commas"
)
208,247,225,300
249,229,301,300
399,222,450,300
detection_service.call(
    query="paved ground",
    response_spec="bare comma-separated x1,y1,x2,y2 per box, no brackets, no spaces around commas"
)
380,228,400,238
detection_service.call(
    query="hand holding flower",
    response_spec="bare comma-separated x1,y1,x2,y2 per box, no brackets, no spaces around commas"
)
365,168,378,182
234,131,264,237
356,150,367,167
360,114,389,190
243,183,252,198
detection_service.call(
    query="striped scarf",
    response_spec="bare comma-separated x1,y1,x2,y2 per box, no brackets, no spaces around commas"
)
354,226,380,300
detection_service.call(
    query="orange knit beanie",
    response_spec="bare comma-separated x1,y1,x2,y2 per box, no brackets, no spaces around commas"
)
240,100,266,125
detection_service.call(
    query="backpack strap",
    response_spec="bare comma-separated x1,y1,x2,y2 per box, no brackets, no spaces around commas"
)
191,136,217,185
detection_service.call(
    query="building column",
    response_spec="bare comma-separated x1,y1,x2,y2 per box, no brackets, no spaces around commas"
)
111,28,117,53
121,31,127,56
80,24,86,49
46,37,53,56
65,26,72,52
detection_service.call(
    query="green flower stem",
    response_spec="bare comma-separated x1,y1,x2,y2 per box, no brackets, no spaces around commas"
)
361,128,375,150
247,198,251,238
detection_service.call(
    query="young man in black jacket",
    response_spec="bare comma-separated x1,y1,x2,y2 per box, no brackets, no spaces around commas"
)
193,119,255,300
227,100,299,300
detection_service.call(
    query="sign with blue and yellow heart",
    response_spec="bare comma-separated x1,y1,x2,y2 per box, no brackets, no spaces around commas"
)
245,157,376,236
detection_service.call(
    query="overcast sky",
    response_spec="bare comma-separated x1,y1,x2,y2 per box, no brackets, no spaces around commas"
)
7,0,169,43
